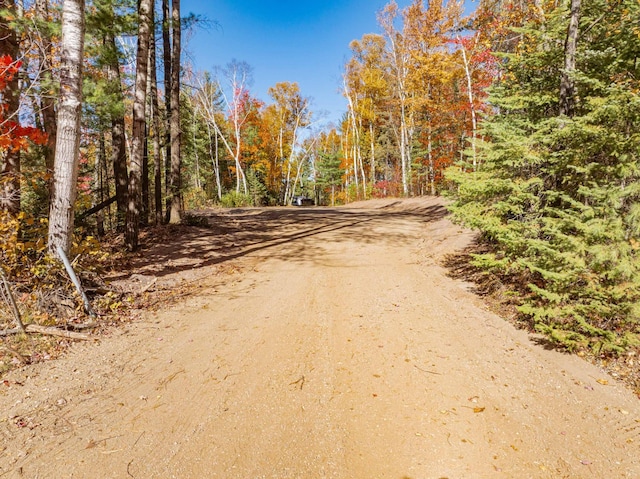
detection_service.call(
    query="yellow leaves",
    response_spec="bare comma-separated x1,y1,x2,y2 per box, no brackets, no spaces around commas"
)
596,378,609,386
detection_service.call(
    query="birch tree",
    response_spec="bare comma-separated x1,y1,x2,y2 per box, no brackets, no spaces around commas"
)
47,0,85,255
192,73,224,200
457,33,479,169
349,34,387,187
378,1,413,196
267,82,311,204
202,60,253,195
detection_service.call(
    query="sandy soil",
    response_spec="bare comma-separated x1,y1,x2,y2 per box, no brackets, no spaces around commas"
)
1,197,639,478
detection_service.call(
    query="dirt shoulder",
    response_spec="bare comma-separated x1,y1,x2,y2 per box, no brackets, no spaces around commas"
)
1,198,639,478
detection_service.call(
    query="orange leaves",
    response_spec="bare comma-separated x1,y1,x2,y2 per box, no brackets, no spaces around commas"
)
0,56,47,153
0,123,48,152
0,55,21,91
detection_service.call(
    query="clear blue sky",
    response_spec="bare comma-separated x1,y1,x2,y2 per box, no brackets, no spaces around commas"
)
181,0,477,128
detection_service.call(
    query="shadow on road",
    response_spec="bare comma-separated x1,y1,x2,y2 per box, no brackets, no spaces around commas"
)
113,200,449,281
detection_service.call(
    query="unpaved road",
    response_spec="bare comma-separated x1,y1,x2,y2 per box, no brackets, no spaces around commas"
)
1,198,639,478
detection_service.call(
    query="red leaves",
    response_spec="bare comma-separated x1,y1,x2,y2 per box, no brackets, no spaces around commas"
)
0,55,47,152
0,55,21,90
0,122,48,152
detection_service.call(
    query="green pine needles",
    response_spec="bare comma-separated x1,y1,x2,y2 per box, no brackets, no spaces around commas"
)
447,0,640,354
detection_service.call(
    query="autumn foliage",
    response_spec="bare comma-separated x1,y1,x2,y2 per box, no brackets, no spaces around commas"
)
0,56,47,153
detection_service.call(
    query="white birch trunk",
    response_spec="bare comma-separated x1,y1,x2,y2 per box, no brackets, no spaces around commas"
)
458,34,478,170
47,0,85,256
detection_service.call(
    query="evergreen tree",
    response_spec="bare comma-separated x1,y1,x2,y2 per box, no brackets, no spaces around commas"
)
316,152,344,206
447,0,640,353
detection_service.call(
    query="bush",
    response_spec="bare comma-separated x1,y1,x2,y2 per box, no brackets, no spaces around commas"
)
219,191,253,208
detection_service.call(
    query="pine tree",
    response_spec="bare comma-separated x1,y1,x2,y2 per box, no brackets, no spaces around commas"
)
316,152,344,206
447,0,640,353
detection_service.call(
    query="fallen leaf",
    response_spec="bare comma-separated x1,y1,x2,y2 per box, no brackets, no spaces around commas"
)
474,407,486,413
596,379,609,386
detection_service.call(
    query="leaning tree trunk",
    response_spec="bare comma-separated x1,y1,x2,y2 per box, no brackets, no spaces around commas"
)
559,0,581,117
0,0,21,215
168,0,182,224
125,0,152,250
47,0,85,256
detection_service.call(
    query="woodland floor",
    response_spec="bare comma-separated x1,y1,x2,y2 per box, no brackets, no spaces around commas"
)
1,197,639,478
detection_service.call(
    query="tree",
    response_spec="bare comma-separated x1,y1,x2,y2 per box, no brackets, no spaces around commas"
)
34,0,57,179
447,0,640,353
167,0,182,223
149,0,164,225
47,0,86,256
192,72,225,200
125,0,152,250
0,0,21,214
85,0,132,230
211,60,253,195
316,151,344,206
559,0,581,117
378,1,413,196
403,0,462,195
268,81,311,204
347,34,388,188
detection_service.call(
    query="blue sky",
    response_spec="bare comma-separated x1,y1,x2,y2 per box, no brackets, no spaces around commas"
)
181,0,477,128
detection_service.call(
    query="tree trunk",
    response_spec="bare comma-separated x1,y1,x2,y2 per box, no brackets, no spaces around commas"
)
48,0,85,256
35,0,57,181
0,0,21,215
149,2,163,225
142,123,149,225
95,134,106,236
458,34,478,170
207,122,222,201
192,113,200,189
106,31,128,231
162,0,172,221
559,0,581,117
125,0,152,250
369,122,376,186
168,0,182,224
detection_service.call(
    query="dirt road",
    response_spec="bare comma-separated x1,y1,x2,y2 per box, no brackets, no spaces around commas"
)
1,198,639,478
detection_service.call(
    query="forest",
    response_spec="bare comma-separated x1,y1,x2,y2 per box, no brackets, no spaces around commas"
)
0,0,639,356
